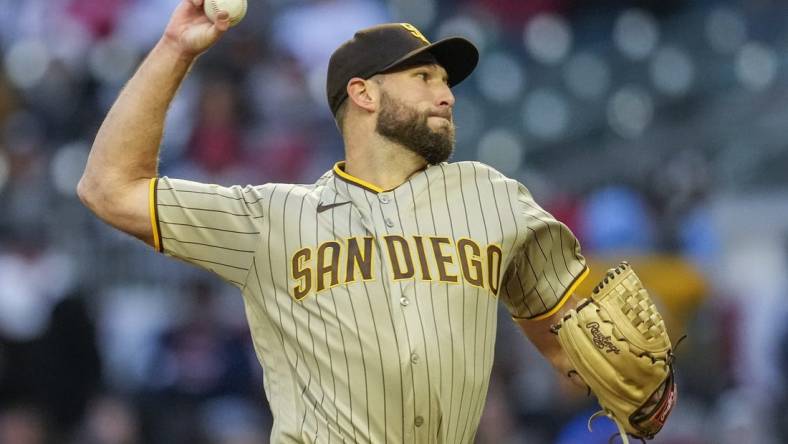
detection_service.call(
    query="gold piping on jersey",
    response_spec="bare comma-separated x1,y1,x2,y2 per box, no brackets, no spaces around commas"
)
528,265,590,321
149,178,162,253
333,161,385,193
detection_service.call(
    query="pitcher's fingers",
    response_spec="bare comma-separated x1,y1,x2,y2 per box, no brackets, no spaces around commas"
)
209,10,231,35
190,0,204,7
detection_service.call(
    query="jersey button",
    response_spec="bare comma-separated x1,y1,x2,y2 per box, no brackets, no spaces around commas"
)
384,218,394,228
414,416,424,427
410,353,419,364
379,194,390,204
400,297,409,306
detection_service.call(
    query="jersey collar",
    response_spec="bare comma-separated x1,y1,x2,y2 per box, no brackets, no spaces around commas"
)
332,161,431,194
328,160,441,210
332,161,386,194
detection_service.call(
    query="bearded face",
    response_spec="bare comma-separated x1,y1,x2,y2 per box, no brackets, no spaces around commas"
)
375,90,455,165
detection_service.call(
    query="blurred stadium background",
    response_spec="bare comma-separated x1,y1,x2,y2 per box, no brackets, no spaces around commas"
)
0,0,786,442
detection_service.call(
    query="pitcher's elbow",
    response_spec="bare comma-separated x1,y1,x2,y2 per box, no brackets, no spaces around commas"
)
77,174,100,212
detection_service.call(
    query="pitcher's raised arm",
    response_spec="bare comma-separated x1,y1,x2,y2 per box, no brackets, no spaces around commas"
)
77,0,231,246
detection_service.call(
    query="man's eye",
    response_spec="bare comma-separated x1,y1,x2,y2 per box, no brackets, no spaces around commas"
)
416,72,428,80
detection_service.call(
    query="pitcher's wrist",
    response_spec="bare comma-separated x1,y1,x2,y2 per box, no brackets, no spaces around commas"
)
157,36,201,62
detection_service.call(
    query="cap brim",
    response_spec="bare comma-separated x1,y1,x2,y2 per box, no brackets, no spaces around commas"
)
381,37,479,87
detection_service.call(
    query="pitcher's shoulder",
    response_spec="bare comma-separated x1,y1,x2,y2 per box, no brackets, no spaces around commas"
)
261,182,320,197
442,161,519,186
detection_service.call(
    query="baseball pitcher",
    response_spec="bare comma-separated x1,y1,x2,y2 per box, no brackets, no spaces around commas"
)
79,1,677,442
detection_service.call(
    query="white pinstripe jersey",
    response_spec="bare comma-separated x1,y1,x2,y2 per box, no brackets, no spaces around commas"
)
150,160,588,443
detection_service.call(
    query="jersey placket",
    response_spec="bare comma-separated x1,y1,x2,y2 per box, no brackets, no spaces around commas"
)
371,189,428,442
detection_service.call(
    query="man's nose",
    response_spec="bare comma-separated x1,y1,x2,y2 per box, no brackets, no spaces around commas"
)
436,84,455,108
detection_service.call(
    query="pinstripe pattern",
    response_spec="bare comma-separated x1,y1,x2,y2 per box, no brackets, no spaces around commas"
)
153,161,587,443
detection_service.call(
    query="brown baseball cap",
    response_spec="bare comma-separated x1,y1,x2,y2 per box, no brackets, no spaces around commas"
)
326,23,479,115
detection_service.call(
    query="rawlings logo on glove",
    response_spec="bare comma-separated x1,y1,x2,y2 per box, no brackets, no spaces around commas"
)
552,262,678,443
587,321,621,354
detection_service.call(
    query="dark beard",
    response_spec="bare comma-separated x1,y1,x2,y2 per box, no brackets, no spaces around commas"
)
375,91,455,165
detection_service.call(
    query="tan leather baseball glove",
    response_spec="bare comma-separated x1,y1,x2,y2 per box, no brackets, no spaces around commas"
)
552,262,677,443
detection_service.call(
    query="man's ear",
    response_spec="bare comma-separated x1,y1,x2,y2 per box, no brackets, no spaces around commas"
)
346,77,379,113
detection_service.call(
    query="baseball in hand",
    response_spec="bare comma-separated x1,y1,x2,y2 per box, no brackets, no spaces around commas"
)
204,0,247,27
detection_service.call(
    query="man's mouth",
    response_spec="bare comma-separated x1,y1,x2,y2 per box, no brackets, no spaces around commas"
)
429,113,452,122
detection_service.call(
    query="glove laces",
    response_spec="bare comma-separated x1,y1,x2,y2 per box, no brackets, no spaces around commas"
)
587,410,646,444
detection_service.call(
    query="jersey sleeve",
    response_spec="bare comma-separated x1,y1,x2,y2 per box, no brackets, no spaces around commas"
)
150,176,266,288
500,183,589,320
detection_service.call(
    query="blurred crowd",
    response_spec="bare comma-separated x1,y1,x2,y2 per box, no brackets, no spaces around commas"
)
0,0,787,443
